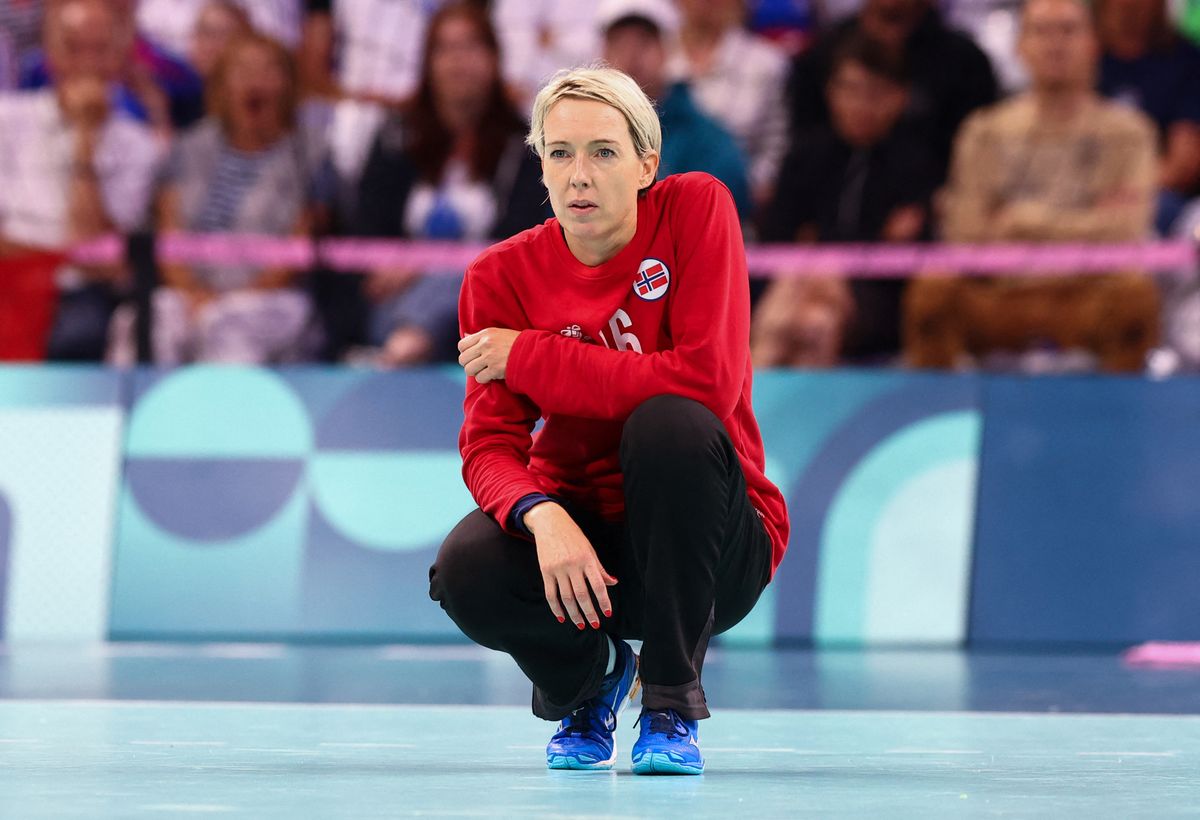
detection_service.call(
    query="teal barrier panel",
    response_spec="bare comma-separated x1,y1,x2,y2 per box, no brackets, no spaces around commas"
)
0,366,125,641
106,367,980,645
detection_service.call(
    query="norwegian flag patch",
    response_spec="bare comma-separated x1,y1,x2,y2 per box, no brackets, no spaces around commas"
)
633,258,670,301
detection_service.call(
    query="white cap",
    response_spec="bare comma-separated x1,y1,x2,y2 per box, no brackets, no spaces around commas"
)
596,0,679,36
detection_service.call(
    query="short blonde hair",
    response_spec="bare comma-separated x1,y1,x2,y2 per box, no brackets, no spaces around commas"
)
526,66,662,160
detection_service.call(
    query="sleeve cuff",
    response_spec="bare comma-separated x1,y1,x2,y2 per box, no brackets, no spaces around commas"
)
507,492,555,538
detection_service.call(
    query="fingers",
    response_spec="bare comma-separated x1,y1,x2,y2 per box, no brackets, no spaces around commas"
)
456,343,483,368
571,573,600,633
463,357,488,378
585,566,613,619
456,331,483,353
543,575,566,624
558,576,586,629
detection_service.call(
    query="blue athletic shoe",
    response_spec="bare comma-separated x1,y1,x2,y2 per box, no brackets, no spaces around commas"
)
546,639,640,771
631,708,704,775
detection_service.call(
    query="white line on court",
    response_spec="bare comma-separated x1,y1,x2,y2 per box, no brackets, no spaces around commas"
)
1077,751,1179,757
319,742,416,748
884,749,985,755
131,741,227,747
139,805,237,813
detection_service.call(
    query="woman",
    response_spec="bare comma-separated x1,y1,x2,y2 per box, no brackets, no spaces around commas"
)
430,67,789,775
109,32,319,365
350,1,548,366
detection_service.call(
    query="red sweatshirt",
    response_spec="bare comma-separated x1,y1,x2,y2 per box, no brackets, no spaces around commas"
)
458,172,789,574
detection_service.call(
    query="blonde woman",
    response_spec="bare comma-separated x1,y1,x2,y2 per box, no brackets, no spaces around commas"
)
430,67,790,775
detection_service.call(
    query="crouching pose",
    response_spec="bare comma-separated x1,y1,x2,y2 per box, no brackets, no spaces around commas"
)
431,66,790,775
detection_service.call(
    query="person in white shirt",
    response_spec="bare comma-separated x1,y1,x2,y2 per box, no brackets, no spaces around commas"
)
668,0,790,206
0,0,161,360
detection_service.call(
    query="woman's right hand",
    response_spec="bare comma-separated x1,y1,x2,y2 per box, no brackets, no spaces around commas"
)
525,502,617,630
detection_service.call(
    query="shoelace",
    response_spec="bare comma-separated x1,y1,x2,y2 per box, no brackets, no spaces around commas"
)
553,701,618,742
637,709,689,739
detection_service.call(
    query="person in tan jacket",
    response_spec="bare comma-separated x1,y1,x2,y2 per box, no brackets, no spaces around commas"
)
905,0,1161,372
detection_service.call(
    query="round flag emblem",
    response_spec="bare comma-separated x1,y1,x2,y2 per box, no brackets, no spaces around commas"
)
633,258,670,301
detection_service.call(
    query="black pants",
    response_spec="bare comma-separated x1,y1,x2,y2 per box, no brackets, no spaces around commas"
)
429,395,773,721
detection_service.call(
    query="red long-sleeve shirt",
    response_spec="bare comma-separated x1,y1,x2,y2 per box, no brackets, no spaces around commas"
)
458,172,789,574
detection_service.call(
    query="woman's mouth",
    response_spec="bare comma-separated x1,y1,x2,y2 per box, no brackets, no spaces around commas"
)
568,200,597,214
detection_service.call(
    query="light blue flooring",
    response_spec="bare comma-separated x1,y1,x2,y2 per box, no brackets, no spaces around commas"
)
0,700,1196,818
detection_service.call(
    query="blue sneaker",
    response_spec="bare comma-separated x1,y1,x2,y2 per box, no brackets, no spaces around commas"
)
546,639,640,770
631,708,704,775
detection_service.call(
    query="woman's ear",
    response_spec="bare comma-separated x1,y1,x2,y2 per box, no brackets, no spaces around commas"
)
639,151,661,188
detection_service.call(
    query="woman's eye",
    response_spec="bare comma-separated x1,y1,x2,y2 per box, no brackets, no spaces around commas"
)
549,149,568,159
597,148,615,159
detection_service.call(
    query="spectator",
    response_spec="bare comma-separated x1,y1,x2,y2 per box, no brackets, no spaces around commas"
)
108,33,321,365
599,0,752,216
0,0,43,90
300,0,455,193
492,0,603,107
20,0,204,132
0,0,161,361
351,2,549,367
1096,0,1200,233
188,1,253,82
905,0,1160,373
753,34,939,367
668,0,790,205
788,0,998,181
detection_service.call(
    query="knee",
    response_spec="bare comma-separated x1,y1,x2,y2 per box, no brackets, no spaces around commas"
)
428,512,510,618
620,395,727,474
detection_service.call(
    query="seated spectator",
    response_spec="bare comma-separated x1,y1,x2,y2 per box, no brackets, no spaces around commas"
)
1096,0,1200,233
492,0,603,107
108,33,321,366
351,2,549,367
20,0,204,132
0,0,43,90
753,34,939,367
668,0,790,205
599,0,751,215
789,0,998,182
188,1,253,82
0,0,161,361
905,0,1160,373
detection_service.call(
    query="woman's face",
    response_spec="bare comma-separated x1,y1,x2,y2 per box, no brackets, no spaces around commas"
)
429,16,497,106
540,98,658,260
224,42,289,132
191,4,246,79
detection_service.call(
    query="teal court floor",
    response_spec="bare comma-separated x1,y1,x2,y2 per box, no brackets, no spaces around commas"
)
0,645,1197,818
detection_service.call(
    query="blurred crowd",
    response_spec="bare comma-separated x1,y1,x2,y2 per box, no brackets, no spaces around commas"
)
2,0,1200,372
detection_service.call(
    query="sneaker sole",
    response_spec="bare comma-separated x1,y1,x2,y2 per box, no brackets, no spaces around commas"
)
631,751,704,776
547,753,616,771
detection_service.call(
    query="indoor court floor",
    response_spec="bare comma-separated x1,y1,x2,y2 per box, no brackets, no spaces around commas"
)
0,644,1196,818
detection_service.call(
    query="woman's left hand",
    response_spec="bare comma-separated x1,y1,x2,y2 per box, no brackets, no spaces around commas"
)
457,328,519,383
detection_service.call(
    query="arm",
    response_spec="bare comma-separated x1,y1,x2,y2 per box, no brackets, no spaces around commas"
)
155,186,209,296
1160,121,1200,193
458,268,546,534
250,210,312,291
505,178,749,421
994,125,1158,242
939,113,996,242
